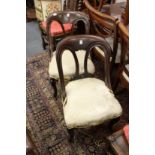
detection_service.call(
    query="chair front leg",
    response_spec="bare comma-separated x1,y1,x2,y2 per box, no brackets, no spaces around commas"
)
68,128,75,143
50,78,58,99
109,117,121,132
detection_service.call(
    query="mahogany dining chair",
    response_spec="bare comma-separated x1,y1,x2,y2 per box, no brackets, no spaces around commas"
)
56,35,122,141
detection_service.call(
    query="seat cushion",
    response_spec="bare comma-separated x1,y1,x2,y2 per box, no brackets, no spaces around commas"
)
49,50,95,79
63,78,122,129
41,21,72,36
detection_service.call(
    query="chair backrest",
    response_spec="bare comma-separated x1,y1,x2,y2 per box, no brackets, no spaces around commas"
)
88,0,109,11
84,0,118,38
118,22,129,66
56,35,112,99
84,0,119,65
46,11,90,57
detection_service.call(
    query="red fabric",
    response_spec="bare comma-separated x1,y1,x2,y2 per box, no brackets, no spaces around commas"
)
41,21,72,36
123,125,129,143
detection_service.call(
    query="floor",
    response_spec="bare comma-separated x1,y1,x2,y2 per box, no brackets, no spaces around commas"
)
26,21,44,58
27,51,129,155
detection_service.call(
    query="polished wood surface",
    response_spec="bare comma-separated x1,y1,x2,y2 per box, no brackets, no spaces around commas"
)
46,11,90,57
108,129,129,155
113,22,129,90
84,0,119,67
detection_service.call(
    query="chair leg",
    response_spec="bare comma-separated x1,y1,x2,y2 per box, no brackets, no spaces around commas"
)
39,24,47,50
50,78,58,99
109,117,121,132
41,33,47,50
113,78,120,92
68,129,75,143
42,38,46,50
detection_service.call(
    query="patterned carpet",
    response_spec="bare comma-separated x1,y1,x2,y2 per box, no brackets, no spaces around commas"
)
26,52,129,155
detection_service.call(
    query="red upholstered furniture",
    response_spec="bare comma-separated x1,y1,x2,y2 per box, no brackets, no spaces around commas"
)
40,21,72,36
123,124,129,143
40,11,90,52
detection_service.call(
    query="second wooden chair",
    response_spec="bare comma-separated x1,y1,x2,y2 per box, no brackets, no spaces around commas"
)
46,11,94,98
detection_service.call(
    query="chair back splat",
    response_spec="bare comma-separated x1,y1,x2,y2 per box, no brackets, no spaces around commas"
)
56,35,112,99
46,11,90,57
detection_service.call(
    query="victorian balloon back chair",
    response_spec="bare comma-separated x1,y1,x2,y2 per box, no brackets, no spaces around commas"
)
56,35,122,139
46,11,90,57
39,10,90,50
46,11,92,99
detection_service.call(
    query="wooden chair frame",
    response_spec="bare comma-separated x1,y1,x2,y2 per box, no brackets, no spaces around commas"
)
56,35,122,141
46,11,90,58
113,22,129,90
56,34,112,100
47,11,90,99
84,0,119,67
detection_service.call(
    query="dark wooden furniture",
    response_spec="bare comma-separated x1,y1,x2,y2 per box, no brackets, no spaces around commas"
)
63,0,85,11
84,0,119,67
26,129,38,155
47,11,90,99
86,0,109,10
113,22,129,90
56,35,122,140
63,0,114,11
26,0,36,22
62,0,83,14
84,0,129,72
107,125,129,155
46,11,90,57
56,35,112,99
121,0,129,26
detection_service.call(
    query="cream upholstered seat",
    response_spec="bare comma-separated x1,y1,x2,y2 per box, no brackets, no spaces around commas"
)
48,50,95,79
63,78,122,129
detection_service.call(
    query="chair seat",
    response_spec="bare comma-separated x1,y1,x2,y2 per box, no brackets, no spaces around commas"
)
95,37,121,63
40,21,72,36
49,50,95,79
63,78,122,129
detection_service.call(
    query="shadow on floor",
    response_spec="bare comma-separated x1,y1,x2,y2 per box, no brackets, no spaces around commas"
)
26,21,44,58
